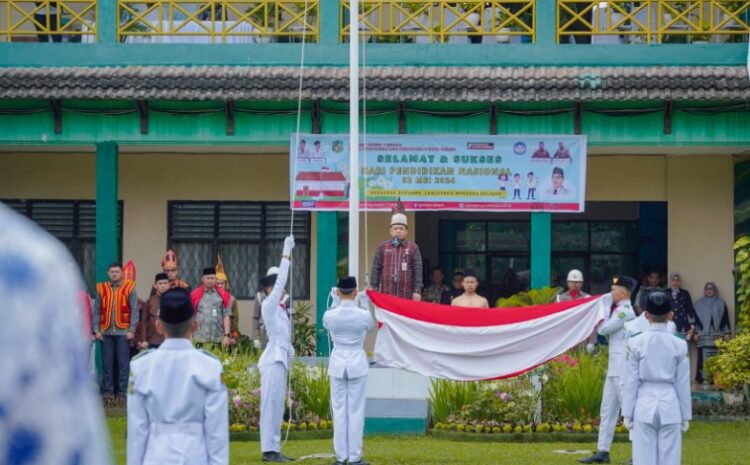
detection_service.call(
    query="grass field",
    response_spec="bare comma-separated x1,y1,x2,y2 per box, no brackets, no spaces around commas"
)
109,418,750,465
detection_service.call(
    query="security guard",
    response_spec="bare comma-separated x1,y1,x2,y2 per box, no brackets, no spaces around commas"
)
324,277,375,465
555,269,591,302
622,291,691,465
127,288,228,465
259,235,296,462
579,275,637,464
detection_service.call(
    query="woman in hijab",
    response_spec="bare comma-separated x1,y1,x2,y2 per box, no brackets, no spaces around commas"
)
694,282,732,384
668,272,697,340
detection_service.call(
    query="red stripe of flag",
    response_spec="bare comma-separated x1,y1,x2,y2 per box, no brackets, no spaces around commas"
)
367,290,600,327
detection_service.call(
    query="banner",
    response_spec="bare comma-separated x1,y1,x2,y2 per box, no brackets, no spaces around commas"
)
290,134,587,212
369,290,609,381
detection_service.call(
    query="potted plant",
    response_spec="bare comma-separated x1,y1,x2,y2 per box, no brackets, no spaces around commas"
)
494,9,512,43
402,1,433,43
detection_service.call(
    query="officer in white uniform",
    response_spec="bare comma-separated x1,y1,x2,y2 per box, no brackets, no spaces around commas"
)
323,276,375,465
579,275,637,464
127,288,228,465
258,235,296,462
622,292,691,465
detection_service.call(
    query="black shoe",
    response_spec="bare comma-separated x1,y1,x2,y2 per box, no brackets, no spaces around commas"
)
331,461,346,465
262,452,295,462
578,451,610,463
349,461,369,465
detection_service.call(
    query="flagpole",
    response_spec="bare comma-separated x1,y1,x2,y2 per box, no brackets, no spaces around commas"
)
348,0,360,280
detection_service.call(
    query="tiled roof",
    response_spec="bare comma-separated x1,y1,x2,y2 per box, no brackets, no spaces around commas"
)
1,65,748,101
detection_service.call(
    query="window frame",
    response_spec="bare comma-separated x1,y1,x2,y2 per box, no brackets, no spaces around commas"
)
166,200,311,300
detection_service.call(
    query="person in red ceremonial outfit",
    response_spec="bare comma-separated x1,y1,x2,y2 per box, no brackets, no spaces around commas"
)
369,200,423,301
160,249,191,292
93,262,138,399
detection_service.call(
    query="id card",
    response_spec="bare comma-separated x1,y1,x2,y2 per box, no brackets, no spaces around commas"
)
401,262,407,272
212,309,218,317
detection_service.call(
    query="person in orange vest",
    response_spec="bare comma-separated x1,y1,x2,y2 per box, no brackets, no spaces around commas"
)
93,262,138,399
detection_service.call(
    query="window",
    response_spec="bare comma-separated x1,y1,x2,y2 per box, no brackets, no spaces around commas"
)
440,219,639,297
3,199,123,294
167,202,310,299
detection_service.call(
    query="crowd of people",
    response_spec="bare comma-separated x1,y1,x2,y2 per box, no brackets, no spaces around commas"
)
2,198,738,465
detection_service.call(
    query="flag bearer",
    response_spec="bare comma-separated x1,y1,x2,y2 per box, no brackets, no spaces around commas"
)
622,291,691,465
324,277,375,465
259,235,296,462
579,275,637,464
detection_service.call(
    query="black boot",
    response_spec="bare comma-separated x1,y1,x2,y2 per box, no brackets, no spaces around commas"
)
262,451,295,462
578,451,610,463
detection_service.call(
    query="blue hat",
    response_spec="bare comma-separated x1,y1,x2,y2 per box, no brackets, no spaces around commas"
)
646,291,671,316
159,288,194,324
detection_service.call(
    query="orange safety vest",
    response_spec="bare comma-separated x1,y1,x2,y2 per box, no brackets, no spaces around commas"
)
96,280,135,330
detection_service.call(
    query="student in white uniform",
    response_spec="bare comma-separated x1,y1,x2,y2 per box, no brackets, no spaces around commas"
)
579,275,637,464
127,288,228,465
622,291,691,465
258,235,296,462
323,276,375,465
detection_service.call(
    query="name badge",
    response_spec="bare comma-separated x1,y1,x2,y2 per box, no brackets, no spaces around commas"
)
212,309,218,317
401,262,407,272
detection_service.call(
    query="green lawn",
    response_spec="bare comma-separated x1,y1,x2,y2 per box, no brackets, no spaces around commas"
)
109,417,750,465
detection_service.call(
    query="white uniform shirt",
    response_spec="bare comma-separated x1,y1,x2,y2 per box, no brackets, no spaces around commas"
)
622,324,692,425
258,258,294,369
127,338,228,465
598,297,636,377
324,300,375,379
626,312,676,336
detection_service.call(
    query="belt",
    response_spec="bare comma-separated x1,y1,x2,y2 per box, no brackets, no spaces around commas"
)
641,381,674,387
332,343,364,351
152,422,203,435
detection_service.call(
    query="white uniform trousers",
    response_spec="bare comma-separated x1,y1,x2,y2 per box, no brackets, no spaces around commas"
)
330,373,367,463
632,413,682,465
597,375,622,452
260,361,288,453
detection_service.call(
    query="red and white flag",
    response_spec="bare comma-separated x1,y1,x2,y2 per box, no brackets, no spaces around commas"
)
368,290,611,381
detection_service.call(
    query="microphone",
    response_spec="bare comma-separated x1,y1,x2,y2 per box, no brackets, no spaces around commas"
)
391,236,399,247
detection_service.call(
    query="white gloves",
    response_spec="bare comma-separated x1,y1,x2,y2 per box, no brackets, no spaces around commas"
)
287,346,295,360
283,235,295,256
681,421,689,433
623,417,633,431
357,290,370,309
253,339,262,349
585,343,595,354
329,286,341,308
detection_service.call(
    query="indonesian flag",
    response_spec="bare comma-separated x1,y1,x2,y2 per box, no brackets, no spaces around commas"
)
368,290,611,381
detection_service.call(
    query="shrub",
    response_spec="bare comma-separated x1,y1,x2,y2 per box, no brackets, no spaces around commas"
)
542,349,607,422
704,332,750,391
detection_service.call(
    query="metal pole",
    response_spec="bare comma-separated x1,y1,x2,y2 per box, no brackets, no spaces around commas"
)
348,0,360,279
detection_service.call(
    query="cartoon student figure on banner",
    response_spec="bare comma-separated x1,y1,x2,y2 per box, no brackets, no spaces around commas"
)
512,173,522,200
526,172,537,200
497,172,509,198
542,167,576,201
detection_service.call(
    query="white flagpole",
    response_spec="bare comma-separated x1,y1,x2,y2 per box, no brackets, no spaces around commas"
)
348,0,360,279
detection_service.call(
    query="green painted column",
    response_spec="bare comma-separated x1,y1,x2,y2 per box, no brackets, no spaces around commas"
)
98,0,118,44
95,142,119,282
535,0,556,45
319,0,340,44
530,212,551,289
315,211,338,355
